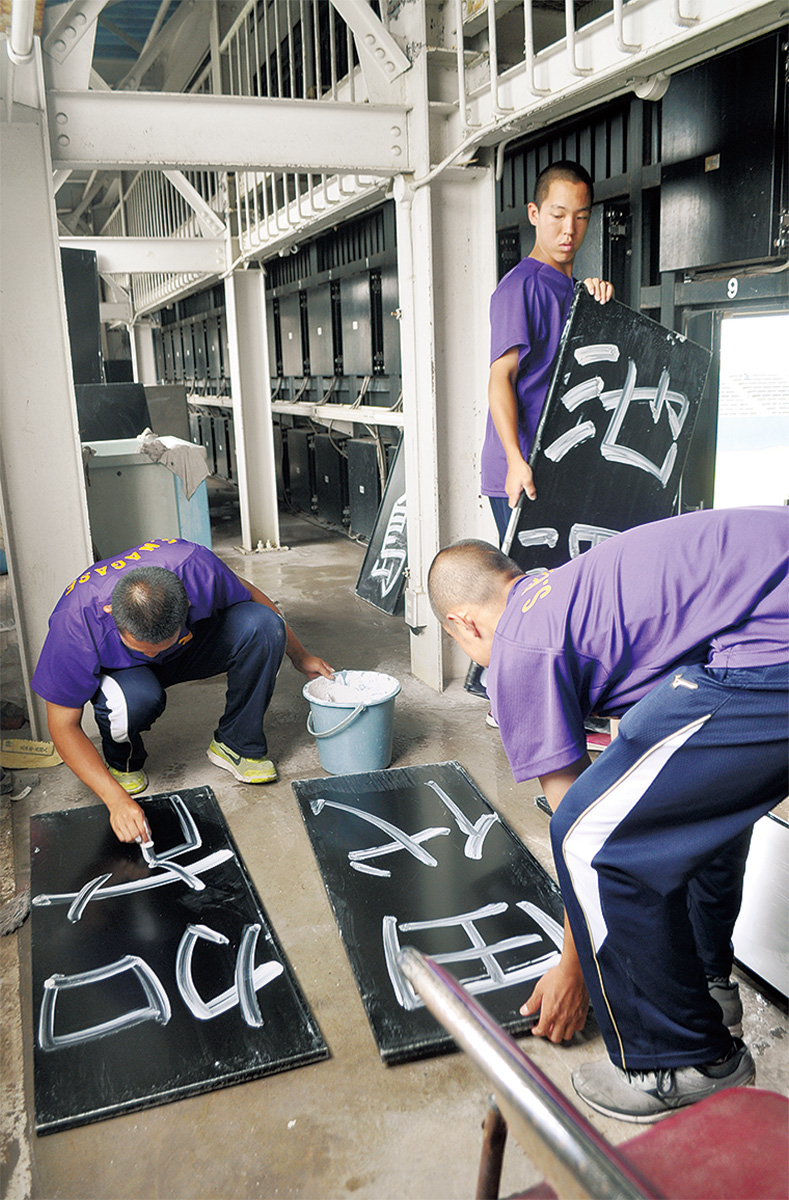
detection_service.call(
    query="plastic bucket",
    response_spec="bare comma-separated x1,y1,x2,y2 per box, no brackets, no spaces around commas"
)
303,669,401,775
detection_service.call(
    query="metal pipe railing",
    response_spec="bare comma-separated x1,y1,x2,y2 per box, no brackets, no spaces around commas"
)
398,947,661,1200
7,0,36,64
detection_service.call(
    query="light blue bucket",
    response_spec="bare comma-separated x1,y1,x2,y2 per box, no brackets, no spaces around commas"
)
303,669,401,775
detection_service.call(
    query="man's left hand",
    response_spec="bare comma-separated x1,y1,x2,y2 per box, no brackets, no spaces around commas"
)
583,277,614,304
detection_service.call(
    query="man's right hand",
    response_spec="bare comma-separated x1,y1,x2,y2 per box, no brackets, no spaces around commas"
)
520,961,590,1043
106,792,151,843
505,457,536,506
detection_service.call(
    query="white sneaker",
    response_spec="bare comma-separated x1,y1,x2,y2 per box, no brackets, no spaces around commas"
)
572,1039,755,1124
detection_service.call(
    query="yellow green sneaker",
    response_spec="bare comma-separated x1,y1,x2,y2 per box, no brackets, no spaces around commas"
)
107,765,148,795
207,739,277,784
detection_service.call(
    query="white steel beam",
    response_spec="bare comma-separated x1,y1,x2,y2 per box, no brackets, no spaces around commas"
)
330,0,411,91
330,0,410,79
48,90,410,174
100,301,133,323
112,0,196,91
43,0,108,65
58,236,226,273
162,170,226,236
271,401,404,427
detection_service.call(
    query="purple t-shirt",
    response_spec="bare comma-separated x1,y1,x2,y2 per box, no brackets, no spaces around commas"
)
481,258,575,497
32,538,249,708
487,507,789,782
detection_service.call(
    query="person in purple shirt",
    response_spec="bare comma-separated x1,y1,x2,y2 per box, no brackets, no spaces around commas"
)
428,507,788,1121
32,538,332,844
482,160,614,541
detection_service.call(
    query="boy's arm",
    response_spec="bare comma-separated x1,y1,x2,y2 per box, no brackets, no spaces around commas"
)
236,575,333,680
488,347,537,505
46,701,151,843
520,754,592,1042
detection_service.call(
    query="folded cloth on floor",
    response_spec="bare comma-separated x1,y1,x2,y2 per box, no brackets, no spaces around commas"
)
138,429,210,499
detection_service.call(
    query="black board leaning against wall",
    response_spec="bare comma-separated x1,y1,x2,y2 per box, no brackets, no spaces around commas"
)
355,434,407,614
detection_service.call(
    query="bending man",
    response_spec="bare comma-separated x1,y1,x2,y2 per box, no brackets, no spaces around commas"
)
33,537,332,843
428,507,787,1121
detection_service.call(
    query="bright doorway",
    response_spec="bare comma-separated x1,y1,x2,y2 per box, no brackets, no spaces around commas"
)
714,311,789,508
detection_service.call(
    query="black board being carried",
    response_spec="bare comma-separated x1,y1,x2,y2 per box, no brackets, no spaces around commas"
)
509,284,711,573
355,434,407,614
292,762,565,1064
30,787,327,1134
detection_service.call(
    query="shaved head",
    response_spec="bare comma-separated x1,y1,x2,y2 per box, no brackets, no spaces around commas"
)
428,540,522,624
534,160,593,209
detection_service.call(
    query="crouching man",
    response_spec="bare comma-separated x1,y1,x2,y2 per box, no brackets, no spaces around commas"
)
32,538,333,843
427,507,787,1122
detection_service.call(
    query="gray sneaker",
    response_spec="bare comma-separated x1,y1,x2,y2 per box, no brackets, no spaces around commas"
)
572,1039,755,1124
707,976,743,1036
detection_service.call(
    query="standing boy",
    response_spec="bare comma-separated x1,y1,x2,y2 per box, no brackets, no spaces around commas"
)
482,160,613,541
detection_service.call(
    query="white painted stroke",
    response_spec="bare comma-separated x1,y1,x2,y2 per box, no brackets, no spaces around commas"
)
517,527,559,549
574,344,620,366
544,420,596,462
32,850,234,908
562,715,710,953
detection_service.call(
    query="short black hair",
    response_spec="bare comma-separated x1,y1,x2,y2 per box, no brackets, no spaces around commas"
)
427,540,522,623
534,160,594,209
111,567,189,644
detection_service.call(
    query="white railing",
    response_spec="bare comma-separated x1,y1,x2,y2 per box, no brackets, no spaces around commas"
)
91,0,776,304
191,0,365,102
188,0,390,260
101,169,225,314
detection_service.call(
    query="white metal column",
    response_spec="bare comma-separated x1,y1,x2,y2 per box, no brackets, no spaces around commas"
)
0,98,92,738
428,166,500,680
390,3,501,690
223,270,280,552
131,321,158,386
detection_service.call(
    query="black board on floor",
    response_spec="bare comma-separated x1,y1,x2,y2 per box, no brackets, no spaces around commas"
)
30,787,327,1135
509,284,711,573
292,762,565,1064
355,434,406,614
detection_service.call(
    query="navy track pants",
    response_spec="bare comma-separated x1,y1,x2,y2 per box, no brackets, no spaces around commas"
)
92,601,287,770
550,661,788,1072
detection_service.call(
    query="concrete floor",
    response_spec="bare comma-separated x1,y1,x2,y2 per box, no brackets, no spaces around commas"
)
2,480,788,1200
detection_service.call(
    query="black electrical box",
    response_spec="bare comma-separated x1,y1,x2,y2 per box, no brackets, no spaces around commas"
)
313,433,349,529
224,410,236,482
213,414,230,480
61,248,103,386
660,31,787,272
273,422,290,504
196,411,216,475
287,429,315,514
347,438,382,542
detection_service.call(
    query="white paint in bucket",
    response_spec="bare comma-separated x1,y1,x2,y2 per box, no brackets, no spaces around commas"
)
304,669,399,705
